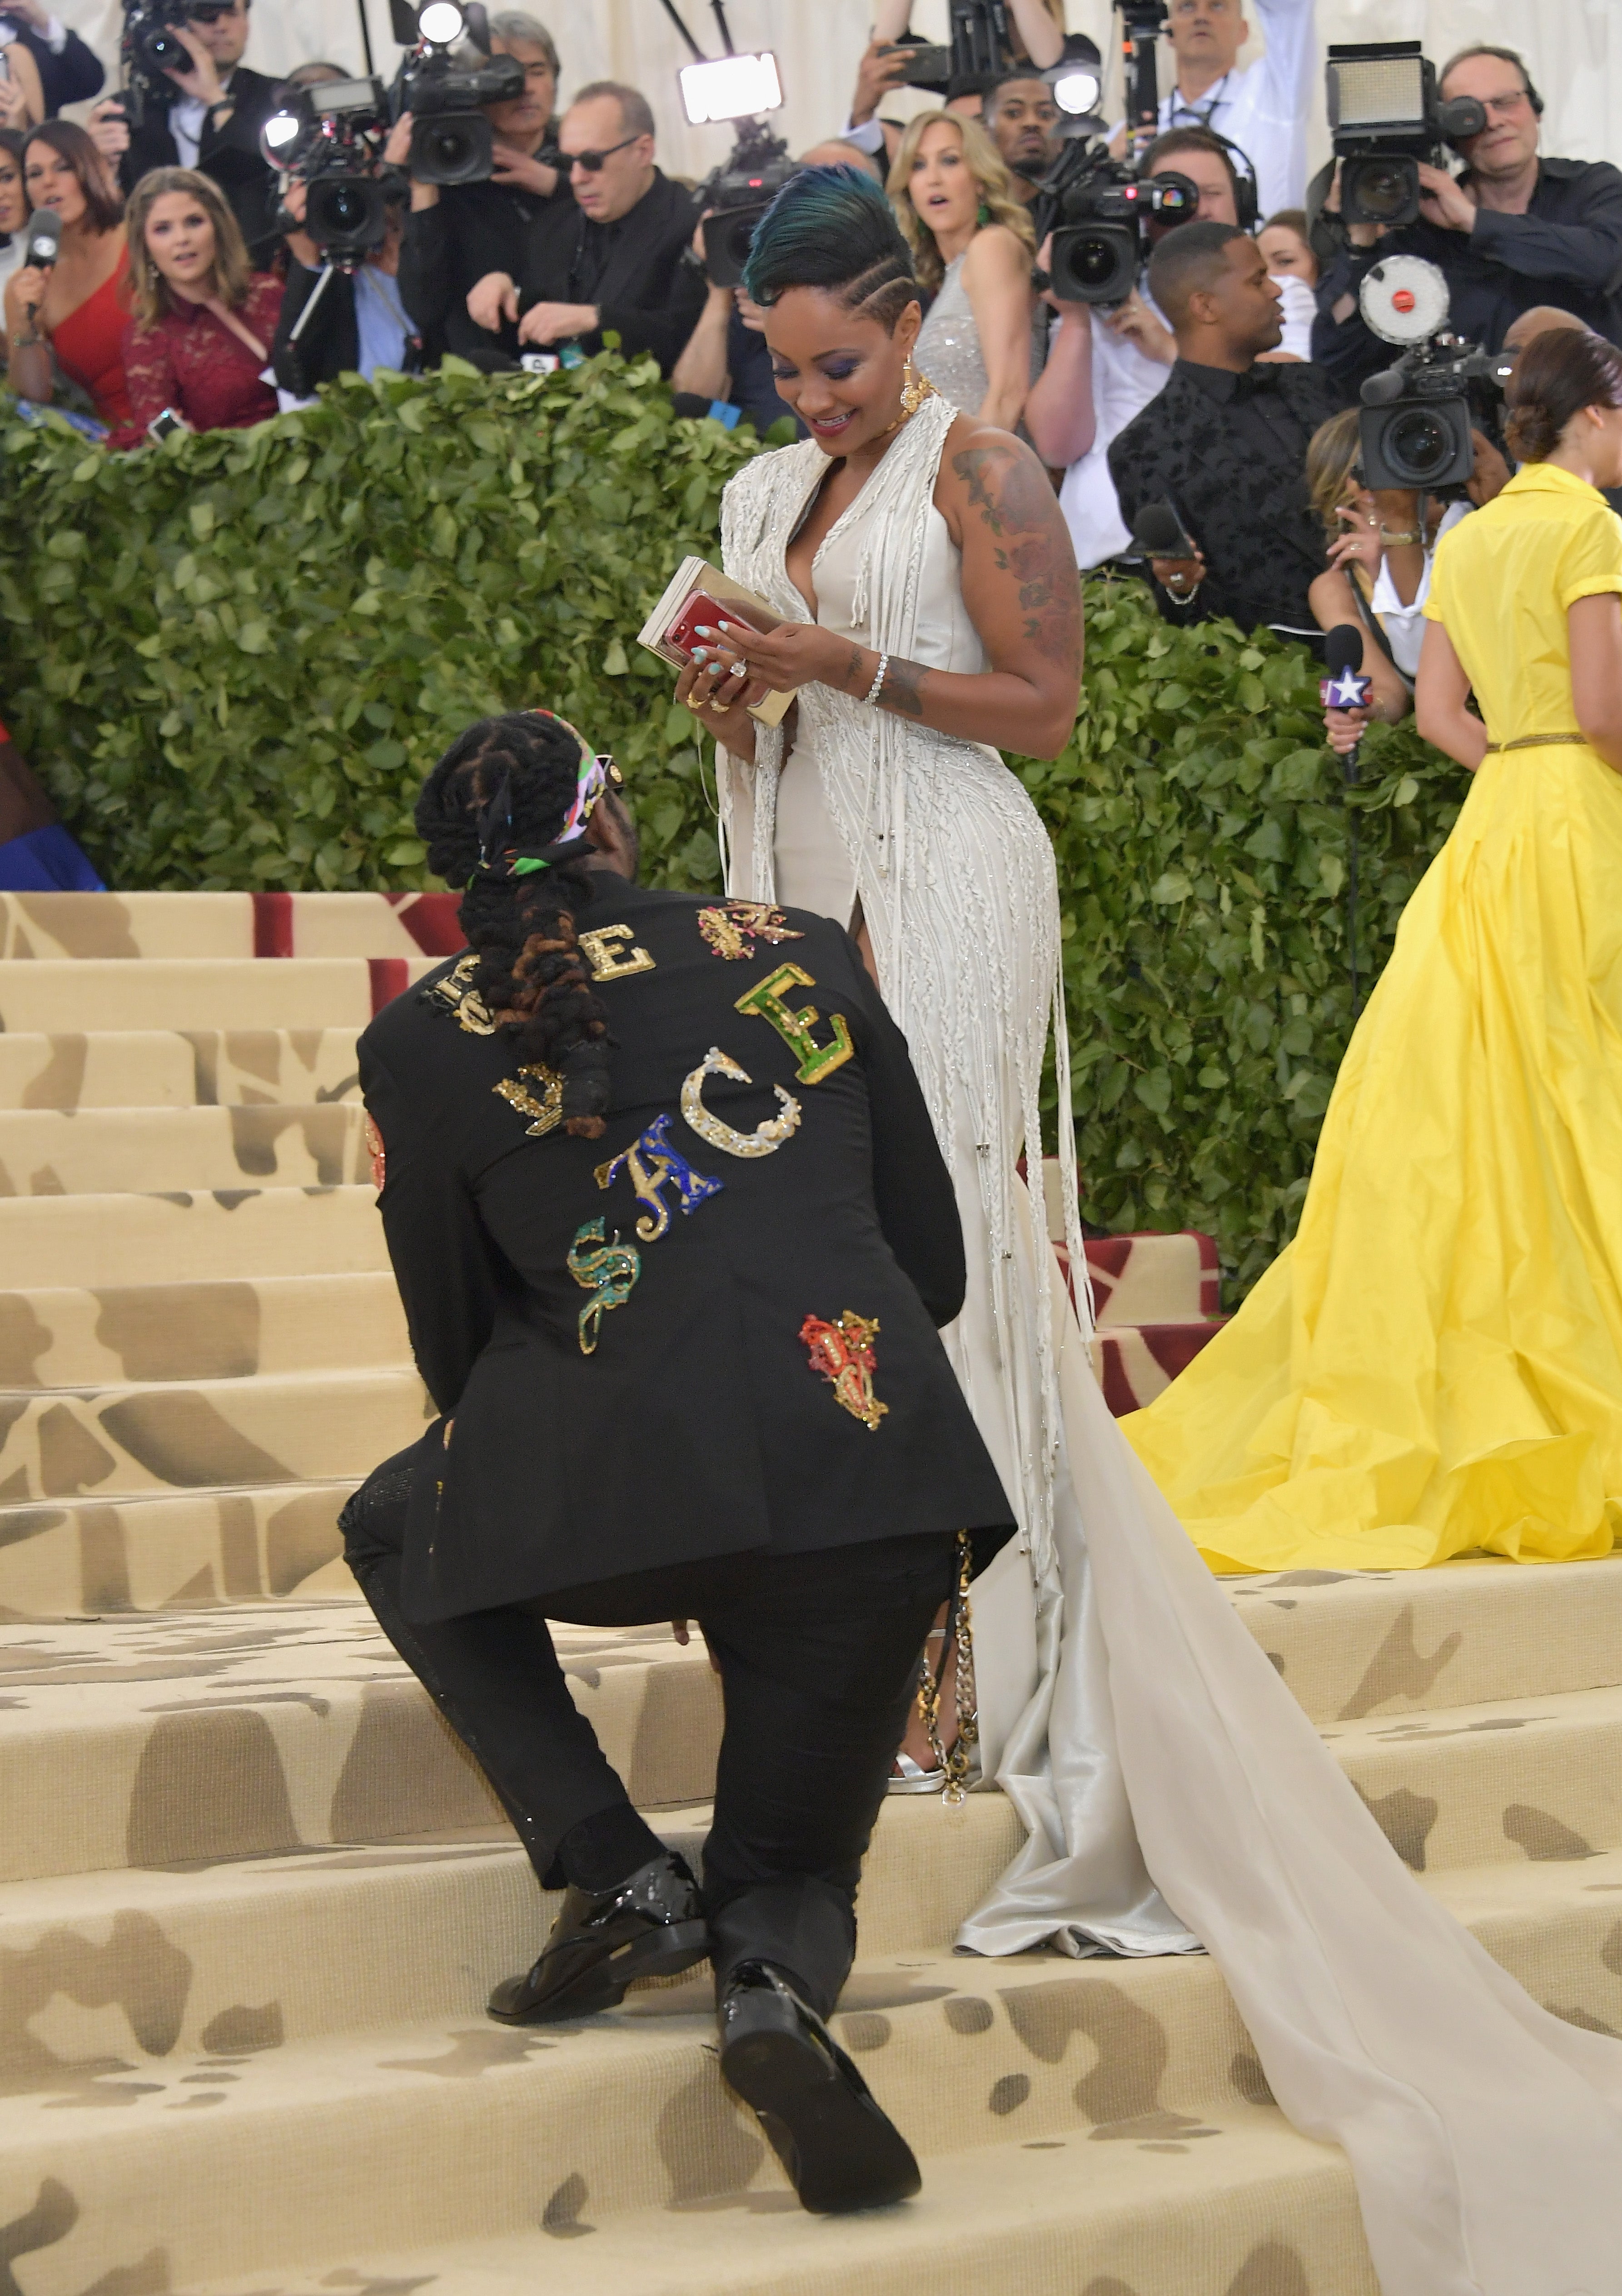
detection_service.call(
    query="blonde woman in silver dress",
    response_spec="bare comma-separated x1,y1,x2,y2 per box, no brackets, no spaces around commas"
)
670,166,1622,2295
888,109,1038,432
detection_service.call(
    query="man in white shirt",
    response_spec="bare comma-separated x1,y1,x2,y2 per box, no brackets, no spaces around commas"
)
1123,0,1316,225
1026,126,1313,570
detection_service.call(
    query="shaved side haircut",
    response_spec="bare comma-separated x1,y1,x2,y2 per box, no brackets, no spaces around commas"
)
1148,219,1247,329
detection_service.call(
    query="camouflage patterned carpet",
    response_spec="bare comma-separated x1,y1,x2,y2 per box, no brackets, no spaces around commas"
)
2,893,1620,2296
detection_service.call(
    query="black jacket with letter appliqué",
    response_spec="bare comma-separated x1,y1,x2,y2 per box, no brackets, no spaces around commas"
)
360,875,1014,1621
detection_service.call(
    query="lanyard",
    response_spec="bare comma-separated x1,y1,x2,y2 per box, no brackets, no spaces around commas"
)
1164,70,1233,129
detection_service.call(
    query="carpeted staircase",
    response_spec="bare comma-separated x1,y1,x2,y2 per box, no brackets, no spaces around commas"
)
2,892,1620,2296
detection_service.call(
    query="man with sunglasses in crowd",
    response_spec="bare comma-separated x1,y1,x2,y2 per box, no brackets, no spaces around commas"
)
87,0,280,259
463,80,703,377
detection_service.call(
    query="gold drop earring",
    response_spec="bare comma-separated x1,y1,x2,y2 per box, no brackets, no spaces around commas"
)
900,352,934,418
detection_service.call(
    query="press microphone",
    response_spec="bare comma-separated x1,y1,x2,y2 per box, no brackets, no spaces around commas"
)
1320,622,1373,775
1132,500,1198,562
23,208,61,271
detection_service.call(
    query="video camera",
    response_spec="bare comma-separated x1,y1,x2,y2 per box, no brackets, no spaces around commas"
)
1355,256,1511,491
262,76,398,268
697,121,799,290
118,0,234,127
400,25,523,188
1327,40,1487,230
1033,138,1198,306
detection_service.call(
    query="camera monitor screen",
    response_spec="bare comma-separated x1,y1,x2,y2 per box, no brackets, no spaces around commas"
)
311,77,386,116
1328,52,1427,134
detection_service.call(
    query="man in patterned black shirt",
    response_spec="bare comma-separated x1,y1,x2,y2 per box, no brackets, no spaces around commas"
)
1107,219,1341,641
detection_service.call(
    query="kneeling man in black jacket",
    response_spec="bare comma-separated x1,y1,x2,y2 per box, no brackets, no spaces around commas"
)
344,707,1012,2214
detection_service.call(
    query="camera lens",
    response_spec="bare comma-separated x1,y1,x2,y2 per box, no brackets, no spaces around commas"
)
323,183,367,232
1347,159,1417,224
1388,407,1453,481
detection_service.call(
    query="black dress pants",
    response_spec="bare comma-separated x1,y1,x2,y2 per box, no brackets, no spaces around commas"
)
341,1454,950,2018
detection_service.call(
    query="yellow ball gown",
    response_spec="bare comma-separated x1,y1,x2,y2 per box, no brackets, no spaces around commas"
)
1124,460,1622,1572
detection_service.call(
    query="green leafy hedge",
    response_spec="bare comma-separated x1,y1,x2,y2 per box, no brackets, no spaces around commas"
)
0,357,1466,1294
0,351,775,893
1018,578,1465,1295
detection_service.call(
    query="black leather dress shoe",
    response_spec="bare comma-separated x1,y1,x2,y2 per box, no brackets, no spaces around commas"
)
488,1851,708,2025
717,1961,922,2213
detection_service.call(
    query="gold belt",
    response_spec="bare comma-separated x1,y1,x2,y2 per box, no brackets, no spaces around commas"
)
1483,732,1584,753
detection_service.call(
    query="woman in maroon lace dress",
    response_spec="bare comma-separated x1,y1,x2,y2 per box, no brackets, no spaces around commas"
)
116,167,281,449
3,121,129,433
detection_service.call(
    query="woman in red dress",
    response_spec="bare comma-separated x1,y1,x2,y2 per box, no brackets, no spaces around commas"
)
118,166,282,449
3,121,129,433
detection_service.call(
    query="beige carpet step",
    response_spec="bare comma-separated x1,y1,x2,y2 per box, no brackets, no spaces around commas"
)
1231,1552,1622,1722
0,1365,428,1507
178,2130,1370,2296
0,1106,368,1196
0,891,461,962
0,1188,390,1289
0,959,435,1036
1327,1682,1622,1875
0,1481,359,1618
0,1274,408,1390
0,2063,1369,2296
0,1031,362,1113
0,1606,724,1883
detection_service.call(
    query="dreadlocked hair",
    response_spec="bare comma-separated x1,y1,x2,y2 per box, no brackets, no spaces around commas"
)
743,165,920,332
414,712,615,1139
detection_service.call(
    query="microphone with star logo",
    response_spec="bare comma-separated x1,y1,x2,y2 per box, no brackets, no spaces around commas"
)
1320,624,1373,775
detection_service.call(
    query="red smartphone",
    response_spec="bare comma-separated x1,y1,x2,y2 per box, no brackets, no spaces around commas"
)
665,590,728,661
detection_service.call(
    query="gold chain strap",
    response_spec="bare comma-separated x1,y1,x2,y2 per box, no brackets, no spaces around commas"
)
916,1531,979,1805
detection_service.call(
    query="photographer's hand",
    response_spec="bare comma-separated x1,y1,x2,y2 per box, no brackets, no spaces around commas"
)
1323,161,1383,253
1106,290,1175,367
517,300,597,346
849,38,912,127
1416,163,1478,235
164,20,229,111
0,67,30,132
490,142,558,198
86,96,131,161
466,270,518,332
279,179,320,273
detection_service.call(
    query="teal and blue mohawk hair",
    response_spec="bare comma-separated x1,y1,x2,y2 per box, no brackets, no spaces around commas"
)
743,165,919,329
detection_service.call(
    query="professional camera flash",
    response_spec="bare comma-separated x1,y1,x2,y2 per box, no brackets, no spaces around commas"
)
678,51,782,128
1050,66,1100,116
262,108,304,153
417,0,467,48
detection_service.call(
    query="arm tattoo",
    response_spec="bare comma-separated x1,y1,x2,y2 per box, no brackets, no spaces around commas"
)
841,643,864,694
876,656,927,719
951,441,1084,674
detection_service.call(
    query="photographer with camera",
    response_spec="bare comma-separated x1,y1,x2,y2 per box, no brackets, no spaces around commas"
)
1119,0,1316,223
1027,125,1306,569
0,0,101,118
86,0,280,263
463,83,701,377
669,137,868,437
1313,45,1622,399
1106,219,1340,636
272,176,417,397
393,9,566,368
116,164,278,446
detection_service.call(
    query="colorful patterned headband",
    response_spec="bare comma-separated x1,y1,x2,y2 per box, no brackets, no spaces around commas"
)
472,712,624,886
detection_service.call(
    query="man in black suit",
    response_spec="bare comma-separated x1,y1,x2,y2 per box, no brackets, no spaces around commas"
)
0,0,103,114
343,709,1013,2215
1109,219,1341,640
88,0,279,259
463,79,704,374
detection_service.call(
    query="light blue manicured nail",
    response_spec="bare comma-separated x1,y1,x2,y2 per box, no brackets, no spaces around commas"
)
695,625,716,635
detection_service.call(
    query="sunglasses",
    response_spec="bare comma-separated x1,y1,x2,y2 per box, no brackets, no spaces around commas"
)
567,134,640,172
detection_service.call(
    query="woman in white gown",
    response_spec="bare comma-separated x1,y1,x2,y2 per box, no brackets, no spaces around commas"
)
673,167,1622,2295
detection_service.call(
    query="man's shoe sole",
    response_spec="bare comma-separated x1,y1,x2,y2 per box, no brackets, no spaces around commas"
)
721,2012,922,2213
487,1918,710,2025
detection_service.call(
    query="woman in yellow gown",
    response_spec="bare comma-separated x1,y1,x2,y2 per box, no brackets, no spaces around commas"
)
1125,326,1622,1573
